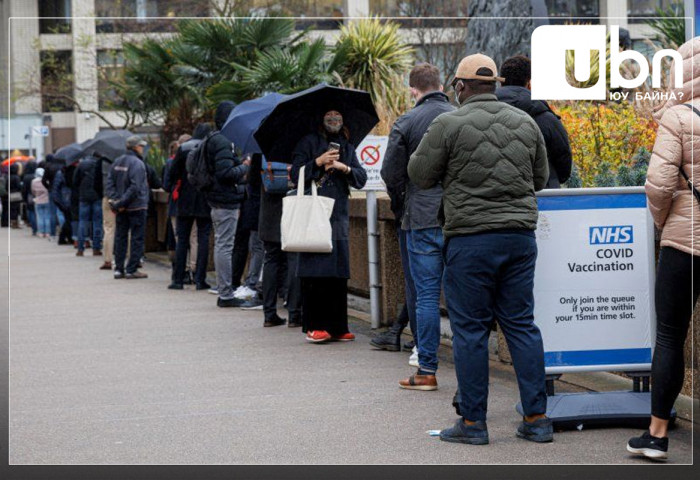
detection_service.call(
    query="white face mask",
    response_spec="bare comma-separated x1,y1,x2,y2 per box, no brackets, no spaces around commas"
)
324,113,343,133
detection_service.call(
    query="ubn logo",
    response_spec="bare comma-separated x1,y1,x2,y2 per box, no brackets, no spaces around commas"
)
589,226,634,245
531,25,683,101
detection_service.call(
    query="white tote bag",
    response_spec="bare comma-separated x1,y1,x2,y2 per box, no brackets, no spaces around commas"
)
281,165,335,253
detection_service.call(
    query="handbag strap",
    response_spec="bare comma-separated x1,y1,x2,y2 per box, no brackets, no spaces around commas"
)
680,104,700,206
296,166,318,197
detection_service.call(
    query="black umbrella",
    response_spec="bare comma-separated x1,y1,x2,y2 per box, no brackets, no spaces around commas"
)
53,142,84,163
81,129,133,160
254,84,379,164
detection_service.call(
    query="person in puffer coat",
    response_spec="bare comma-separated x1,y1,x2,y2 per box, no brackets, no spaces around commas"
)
627,37,700,462
408,54,551,446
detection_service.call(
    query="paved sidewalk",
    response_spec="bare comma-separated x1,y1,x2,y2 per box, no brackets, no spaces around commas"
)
6,229,692,464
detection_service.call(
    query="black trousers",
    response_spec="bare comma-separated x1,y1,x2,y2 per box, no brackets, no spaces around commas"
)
174,216,212,285
114,209,147,274
651,246,700,419
301,277,348,336
262,241,301,322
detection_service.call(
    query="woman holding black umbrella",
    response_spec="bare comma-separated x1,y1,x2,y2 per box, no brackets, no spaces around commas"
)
291,109,367,343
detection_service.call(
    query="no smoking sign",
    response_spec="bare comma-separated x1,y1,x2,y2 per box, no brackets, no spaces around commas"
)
355,135,388,192
360,144,381,166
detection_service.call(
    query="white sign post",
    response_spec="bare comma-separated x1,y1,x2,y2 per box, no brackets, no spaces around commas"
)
355,135,388,329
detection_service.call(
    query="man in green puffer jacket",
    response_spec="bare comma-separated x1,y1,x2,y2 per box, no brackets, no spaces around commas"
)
408,53,552,447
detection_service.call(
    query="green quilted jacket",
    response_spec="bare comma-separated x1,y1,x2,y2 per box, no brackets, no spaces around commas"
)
407,93,549,238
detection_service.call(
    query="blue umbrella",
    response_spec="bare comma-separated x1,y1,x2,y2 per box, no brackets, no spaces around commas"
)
221,93,288,155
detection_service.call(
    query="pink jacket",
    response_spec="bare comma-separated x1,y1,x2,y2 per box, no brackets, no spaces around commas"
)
645,37,700,256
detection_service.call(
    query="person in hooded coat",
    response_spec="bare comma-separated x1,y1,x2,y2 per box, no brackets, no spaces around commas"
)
496,55,572,188
206,101,251,307
627,37,700,462
290,109,367,343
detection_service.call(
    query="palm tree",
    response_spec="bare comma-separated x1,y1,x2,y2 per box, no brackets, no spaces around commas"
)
333,18,414,134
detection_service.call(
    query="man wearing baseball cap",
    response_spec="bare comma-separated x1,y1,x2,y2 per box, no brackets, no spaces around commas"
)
105,135,150,279
408,53,551,445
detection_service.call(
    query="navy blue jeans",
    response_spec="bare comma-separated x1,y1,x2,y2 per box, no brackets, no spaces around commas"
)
444,232,547,422
397,228,417,342
78,200,103,251
407,227,444,374
114,209,147,274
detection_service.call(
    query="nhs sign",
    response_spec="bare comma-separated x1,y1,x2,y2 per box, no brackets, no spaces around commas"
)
589,226,634,245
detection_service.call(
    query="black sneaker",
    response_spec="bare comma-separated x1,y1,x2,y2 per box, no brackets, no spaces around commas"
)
439,419,489,445
370,322,404,351
403,340,415,352
264,314,286,327
517,417,553,443
168,283,184,290
196,282,212,291
217,297,246,308
114,271,125,279
627,431,668,460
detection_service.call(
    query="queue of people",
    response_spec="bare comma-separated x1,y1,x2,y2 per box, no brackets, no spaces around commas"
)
3,37,697,462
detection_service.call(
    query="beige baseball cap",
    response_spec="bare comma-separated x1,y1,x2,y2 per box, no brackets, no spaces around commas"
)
454,53,505,83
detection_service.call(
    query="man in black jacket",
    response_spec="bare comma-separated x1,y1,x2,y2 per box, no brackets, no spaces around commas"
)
168,123,213,290
205,101,250,307
496,55,572,188
73,155,103,256
377,64,455,379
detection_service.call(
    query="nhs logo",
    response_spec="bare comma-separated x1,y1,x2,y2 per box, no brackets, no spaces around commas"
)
589,226,634,245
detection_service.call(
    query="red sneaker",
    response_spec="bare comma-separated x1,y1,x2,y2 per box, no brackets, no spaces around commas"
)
331,332,355,342
306,331,331,343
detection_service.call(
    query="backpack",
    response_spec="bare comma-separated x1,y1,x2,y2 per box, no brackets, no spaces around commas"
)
186,133,216,191
261,157,291,194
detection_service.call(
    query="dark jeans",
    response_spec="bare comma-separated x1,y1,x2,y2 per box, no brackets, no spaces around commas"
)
262,241,301,322
114,209,147,274
174,216,212,285
301,277,348,336
444,232,547,422
651,246,700,420
27,207,37,234
78,200,103,251
397,228,418,340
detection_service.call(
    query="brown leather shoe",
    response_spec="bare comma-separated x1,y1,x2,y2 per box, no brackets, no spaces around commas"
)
76,250,84,257
99,261,112,270
399,373,438,391
93,250,103,256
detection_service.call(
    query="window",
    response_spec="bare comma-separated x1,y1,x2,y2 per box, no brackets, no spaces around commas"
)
628,0,679,23
39,0,72,34
369,0,469,28
97,50,125,111
246,1,345,30
40,50,74,112
545,0,600,23
95,0,210,33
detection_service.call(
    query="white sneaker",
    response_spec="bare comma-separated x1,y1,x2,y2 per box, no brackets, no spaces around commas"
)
208,288,219,295
409,346,419,368
234,286,256,299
